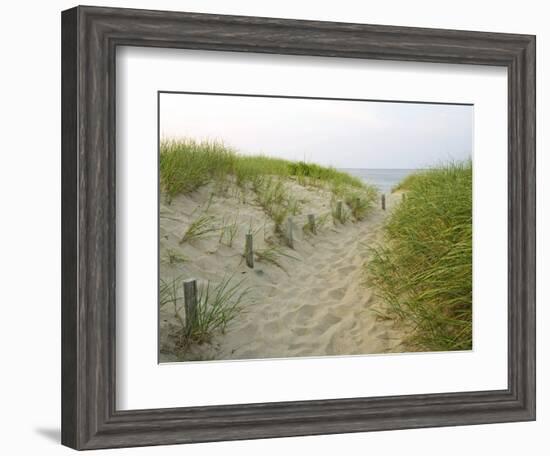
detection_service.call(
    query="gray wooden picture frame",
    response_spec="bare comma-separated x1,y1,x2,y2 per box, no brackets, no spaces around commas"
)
61,5,536,450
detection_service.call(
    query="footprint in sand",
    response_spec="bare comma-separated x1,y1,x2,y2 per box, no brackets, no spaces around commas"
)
263,320,283,333
237,323,260,340
296,304,319,324
325,332,343,355
288,342,309,352
297,273,312,282
265,286,279,297
336,265,356,276
327,287,347,300
282,304,317,326
301,287,324,299
315,313,342,333
292,326,309,336
361,293,374,308
234,349,261,359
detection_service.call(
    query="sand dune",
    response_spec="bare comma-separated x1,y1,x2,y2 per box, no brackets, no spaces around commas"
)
159,178,406,362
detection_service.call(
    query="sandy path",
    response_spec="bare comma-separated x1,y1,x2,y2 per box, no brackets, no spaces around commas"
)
213,193,403,360
159,182,405,362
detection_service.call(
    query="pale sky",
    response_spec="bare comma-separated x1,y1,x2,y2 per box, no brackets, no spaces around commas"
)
159,92,473,169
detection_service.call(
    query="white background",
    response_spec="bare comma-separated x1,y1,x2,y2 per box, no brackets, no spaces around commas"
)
0,0,546,455
118,48,507,410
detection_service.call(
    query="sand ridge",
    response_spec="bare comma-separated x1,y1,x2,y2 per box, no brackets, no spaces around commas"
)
159,179,406,362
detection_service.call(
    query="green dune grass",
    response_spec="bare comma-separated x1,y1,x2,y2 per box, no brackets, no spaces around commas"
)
366,161,472,352
160,138,367,194
159,138,377,222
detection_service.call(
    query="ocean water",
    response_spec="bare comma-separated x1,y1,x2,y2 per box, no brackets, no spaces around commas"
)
340,168,420,194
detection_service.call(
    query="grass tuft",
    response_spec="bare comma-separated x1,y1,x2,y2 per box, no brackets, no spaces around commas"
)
255,245,299,272
218,215,239,247
159,275,186,319
173,276,249,356
288,161,365,189
345,192,376,220
160,139,235,196
165,250,187,265
331,199,349,225
180,214,217,244
253,177,291,233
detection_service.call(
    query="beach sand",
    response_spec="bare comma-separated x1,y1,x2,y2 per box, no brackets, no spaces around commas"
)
159,178,407,362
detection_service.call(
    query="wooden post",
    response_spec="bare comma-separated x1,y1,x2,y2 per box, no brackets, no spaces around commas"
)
336,200,343,221
402,193,406,202
307,214,316,234
381,194,386,210
183,279,197,332
286,217,294,248
245,233,254,268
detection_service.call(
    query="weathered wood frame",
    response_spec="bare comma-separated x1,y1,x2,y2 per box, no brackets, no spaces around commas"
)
61,5,536,450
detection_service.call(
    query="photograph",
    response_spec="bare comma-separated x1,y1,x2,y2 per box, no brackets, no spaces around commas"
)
158,92,473,363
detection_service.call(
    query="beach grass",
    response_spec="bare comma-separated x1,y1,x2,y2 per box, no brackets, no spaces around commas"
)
366,161,472,352
160,138,375,199
160,138,377,240
255,245,299,272
218,214,239,247
165,250,187,265
179,214,217,244
159,276,182,313
170,276,249,358
288,161,365,189
344,192,374,220
160,139,235,196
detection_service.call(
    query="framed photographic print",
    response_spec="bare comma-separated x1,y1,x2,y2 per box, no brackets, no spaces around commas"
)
61,5,536,450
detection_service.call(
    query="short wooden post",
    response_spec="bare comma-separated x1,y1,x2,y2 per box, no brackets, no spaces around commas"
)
307,214,316,234
381,194,386,211
244,233,254,268
183,279,197,332
402,193,406,202
286,217,294,248
336,200,343,221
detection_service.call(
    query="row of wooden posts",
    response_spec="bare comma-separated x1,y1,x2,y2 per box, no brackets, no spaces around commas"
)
243,213,309,269
382,192,407,209
183,193,401,328
382,192,407,208
243,195,391,270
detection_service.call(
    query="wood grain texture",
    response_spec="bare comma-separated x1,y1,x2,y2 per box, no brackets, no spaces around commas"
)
61,5,536,450
61,7,78,449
